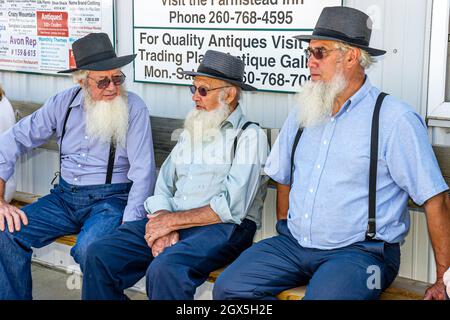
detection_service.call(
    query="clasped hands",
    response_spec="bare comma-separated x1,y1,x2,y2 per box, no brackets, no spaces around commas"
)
144,210,179,258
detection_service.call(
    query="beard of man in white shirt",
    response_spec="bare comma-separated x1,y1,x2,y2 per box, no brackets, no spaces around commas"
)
0,86,16,203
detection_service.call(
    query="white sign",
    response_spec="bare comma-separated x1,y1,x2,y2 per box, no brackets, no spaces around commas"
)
133,0,342,93
0,0,115,74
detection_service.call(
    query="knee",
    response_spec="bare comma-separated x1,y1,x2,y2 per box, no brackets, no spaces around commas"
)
145,255,176,280
73,240,107,271
212,270,241,300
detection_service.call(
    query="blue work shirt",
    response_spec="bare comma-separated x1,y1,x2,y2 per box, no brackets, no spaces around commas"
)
0,86,157,222
265,77,448,250
145,106,269,228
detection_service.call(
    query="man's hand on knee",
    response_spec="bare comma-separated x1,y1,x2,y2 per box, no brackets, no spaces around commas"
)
150,231,179,257
0,199,28,233
144,211,176,247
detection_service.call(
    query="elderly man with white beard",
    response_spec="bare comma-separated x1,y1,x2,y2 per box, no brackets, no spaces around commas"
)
82,50,269,300
0,33,156,300
214,6,450,300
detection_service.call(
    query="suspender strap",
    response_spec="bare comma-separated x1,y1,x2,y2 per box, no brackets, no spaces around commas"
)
56,87,82,184
366,92,388,240
105,142,116,184
232,121,259,160
290,127,303,187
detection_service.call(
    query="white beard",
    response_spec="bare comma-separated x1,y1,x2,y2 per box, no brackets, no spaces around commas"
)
297,72,347,128
84,88,129,147
184,96,231,144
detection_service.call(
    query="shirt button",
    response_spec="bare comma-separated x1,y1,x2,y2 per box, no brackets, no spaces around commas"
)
78,164,81,168
82,153,86,157
304,237,308,242
189,176,193,180
309,188,314,193
305,214,309,219
84,136,89,140
317,165,321,169
183,196,187,200
74,178,78,182
323,140,327,145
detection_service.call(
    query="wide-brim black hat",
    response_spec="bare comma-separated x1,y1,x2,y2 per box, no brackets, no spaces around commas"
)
294,6,386,57
58,33,136,73
182,50,257,91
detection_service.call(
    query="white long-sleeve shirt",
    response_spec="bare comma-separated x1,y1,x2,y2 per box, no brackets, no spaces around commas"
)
0,95,16,202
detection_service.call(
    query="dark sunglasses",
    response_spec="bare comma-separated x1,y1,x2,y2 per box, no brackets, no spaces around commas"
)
304,47,340,60
88,72,126,89
189,85,232,97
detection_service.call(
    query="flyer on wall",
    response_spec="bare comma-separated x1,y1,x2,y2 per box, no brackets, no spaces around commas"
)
0,0,114,75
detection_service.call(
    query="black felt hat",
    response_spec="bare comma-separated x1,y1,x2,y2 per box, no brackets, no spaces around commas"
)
58,33,136,73
182,50,257,91
294,6,386,56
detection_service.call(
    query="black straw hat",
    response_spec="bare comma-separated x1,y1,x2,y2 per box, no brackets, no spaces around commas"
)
58,33,136,73
294,6,386,56
182,50,256,91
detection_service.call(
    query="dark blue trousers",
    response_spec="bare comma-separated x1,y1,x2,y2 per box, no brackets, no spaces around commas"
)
213,220,401,300
0,178,131,300
82,218,256,300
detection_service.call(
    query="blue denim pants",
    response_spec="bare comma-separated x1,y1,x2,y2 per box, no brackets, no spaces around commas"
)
0,178,131,300
214,219,401,300
82,218,256,300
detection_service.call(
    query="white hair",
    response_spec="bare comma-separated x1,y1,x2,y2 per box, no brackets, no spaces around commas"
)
184,93,231,143
334,41,375,70
72,70,89,84
83,87,129,147
297,71,348,128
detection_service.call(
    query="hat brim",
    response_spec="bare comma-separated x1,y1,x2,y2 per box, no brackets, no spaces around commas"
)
182,71,257,91
294,35,386,56
58,54,137,74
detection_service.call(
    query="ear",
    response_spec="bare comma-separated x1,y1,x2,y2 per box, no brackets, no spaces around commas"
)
345,48,361,68
224,87,237,105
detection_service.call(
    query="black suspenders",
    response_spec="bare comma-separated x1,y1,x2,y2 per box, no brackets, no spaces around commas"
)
57,87,116,185
232,121,259,160
366,92,388,240
290,92,388,241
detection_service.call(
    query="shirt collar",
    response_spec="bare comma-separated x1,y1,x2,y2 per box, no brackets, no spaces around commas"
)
222,104,243,129
335,76,373,117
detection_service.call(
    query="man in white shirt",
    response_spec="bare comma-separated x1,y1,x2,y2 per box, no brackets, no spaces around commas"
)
0,86,16,203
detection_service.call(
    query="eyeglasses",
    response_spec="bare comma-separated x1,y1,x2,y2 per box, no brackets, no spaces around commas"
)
87,72,126,89
189,85,232,97
304,47,340,60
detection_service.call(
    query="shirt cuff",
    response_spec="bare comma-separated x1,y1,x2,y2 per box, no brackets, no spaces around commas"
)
144,195,174,214
0,162,14,183
122,204,146,222
210,194,240,224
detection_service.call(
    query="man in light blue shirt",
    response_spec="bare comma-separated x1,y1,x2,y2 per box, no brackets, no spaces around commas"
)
0,33,156,299
82,50,269,300
214,7,450,300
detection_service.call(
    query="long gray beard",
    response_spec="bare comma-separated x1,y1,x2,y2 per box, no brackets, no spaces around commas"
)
297,72,347,128
183,97,231,143
84,89,129,147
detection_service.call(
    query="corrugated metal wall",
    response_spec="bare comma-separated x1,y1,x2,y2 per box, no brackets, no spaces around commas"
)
1,0,449,283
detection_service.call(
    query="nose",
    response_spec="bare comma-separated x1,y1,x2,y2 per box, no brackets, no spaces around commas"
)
191,88,201,102
307,55,319,69
105,78,116,90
